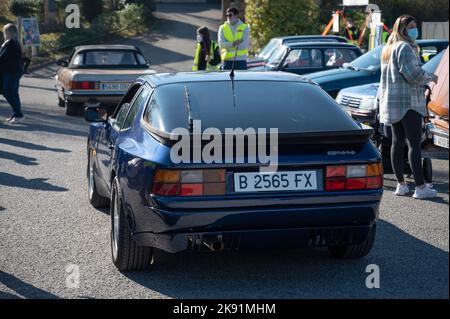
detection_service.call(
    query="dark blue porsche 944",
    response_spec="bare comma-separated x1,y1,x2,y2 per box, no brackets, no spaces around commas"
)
85,71,383,271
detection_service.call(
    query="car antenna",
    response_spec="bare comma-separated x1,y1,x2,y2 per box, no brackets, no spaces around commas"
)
184,84,193,133
229,46,239,108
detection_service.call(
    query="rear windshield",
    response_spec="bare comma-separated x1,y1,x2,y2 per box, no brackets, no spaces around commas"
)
143,81,360,135
72,50,146,67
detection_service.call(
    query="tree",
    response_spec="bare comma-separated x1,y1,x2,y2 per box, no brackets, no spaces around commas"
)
245,0,320,52
81,0,103,23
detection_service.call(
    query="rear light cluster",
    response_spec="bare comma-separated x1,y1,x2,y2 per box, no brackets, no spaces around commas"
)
326,163,383,191
152,169,226,196
70,81,96,90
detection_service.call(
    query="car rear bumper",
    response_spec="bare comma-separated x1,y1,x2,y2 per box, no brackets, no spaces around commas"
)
426,122,449,149
132,198,381,253
64,90,125,106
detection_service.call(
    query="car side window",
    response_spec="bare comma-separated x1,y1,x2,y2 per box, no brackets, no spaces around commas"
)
283,49,323,69
114,103,132,131
324,49,358,67
122,87,152,130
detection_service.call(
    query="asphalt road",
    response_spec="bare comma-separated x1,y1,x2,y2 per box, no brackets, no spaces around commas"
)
0,3,448,299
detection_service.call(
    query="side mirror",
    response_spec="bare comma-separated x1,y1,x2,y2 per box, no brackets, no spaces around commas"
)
84,106,108,123
57,59,68,67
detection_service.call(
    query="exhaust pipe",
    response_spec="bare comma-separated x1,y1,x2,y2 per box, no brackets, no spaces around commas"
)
202,235,224,252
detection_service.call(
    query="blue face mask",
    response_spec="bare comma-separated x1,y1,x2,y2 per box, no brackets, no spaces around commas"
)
407,28,419,40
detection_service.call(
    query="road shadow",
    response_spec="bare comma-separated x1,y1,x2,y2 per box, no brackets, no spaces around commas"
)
0,150,38,166
0,172,68,192
0,137,71,153
0,206,5,211
0,271,59,299
0,117,87,138
123,220,448,299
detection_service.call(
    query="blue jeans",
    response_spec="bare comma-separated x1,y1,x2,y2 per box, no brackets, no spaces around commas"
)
222,60,247,70
3,72,23,118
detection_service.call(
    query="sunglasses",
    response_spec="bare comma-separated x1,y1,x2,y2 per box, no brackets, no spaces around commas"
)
226,13,234,17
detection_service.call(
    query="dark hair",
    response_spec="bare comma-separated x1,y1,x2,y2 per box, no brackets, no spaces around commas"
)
197,26,211,51
226,7,239,16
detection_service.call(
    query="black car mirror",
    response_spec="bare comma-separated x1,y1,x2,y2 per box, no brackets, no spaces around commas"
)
56,59,68,67
84,106,108,123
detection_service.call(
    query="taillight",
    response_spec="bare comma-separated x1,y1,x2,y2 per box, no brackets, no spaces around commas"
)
325,163,383,191
70,81,96,90
152,169,226,196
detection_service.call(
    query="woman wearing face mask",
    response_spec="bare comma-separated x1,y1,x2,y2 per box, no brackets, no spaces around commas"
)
192,26,221,71
379,15,438,199
0,23,24,123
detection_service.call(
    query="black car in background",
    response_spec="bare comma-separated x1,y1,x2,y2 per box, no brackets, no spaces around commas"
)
249,42,363,76
247,35,349,68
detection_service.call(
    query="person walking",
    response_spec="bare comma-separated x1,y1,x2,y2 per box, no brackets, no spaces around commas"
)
379,15,438,199
192,26,221,71
218,7,249,70
0,23,24,124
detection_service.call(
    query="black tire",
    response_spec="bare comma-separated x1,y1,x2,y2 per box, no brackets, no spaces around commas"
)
110,177,153,271
87,147,109,208
328,224,376,259
65,101,82,116
58,96,65,107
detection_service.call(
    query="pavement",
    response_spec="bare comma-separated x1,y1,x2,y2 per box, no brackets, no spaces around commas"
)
0,3,448,299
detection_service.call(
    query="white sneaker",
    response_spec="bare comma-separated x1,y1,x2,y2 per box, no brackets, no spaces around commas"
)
9,117,24,124
5,116,14,122
413,184,438,199
395,183,410,196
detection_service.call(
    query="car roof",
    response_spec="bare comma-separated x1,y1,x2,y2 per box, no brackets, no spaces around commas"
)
416,39,449,46
277,35,349,43
143,71,316,88
73,44,141,53
283,41,360,49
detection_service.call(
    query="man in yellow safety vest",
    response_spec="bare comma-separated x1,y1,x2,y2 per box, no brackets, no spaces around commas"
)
218,7,249,70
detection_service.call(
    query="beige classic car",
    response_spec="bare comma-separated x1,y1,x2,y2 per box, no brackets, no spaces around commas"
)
55,45,156,115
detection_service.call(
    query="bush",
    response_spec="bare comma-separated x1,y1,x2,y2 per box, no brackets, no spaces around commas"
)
119,4,152,32
81,0,103,23
245,0,321,52
8,0,43,18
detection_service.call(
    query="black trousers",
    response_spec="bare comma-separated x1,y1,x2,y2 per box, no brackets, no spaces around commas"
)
391,110,425,186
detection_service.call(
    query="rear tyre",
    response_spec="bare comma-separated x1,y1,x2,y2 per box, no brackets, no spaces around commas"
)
87,147,109,208
111,177,153,271
328,224,376,259
423,157,433,183
58,97,65,107
65,101,82,116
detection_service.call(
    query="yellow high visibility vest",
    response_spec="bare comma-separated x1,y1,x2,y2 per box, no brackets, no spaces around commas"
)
221,22,248,61
192,41,219,71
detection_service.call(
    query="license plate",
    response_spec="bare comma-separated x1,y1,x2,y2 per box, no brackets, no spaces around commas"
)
234,171,320,193
433,135,449,149
100,82,130,91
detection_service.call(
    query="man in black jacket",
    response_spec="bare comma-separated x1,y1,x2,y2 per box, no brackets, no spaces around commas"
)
0,23,24,123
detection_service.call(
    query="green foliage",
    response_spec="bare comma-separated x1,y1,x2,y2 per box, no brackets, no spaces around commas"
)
81,0,103,23
8,0,43,18
119,4,152,32
245,0,321,52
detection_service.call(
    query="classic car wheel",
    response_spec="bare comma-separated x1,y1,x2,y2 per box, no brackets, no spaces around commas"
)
328,224,376,259
87,147,109,208
65,101,82,116
110,177,153,271
58,97,65,107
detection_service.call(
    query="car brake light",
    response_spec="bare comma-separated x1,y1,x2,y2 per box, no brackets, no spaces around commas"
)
70,81,96,90
326,163,383,191
152,169,226,196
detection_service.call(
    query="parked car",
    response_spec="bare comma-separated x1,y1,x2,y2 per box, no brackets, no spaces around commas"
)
55,45,156,116
303,39,449,98
85,71,383,271
247,35,349,68
249,42,362,76
426,47,449,150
